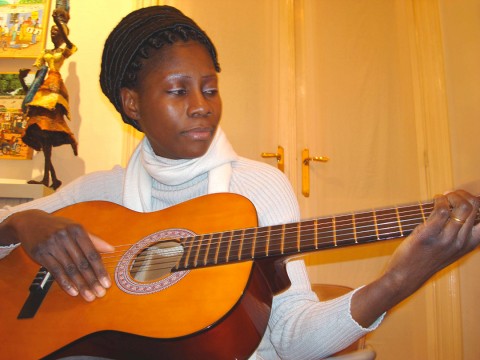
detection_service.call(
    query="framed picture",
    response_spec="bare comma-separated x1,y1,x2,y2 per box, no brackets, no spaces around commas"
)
0,0,52,59
0,72,34,160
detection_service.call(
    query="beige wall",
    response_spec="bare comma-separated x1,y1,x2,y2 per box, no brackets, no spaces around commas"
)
0,0,135,184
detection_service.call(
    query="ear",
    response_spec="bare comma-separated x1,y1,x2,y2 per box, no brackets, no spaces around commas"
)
120,87,140,121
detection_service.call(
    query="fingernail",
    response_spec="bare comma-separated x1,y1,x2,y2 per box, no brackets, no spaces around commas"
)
100,276,112,288
95,285,106,298
67,286,79,296
83,290,96,302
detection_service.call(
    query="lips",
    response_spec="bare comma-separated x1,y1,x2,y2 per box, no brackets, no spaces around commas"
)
182,127,215,141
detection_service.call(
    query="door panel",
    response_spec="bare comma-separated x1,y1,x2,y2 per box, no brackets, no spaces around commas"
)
296,0,422,216
295,2,429,358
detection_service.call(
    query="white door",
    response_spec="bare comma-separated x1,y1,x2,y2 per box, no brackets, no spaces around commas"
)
294,1,428,358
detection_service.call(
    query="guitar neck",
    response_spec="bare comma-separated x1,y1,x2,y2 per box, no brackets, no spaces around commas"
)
175,199,443,271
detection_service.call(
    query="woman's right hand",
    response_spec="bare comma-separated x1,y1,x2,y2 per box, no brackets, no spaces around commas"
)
5,210,113,301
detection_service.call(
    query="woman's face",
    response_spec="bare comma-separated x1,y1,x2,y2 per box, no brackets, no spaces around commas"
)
121,40,222,159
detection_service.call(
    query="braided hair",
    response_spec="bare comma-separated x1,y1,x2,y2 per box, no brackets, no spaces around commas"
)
99,6,220,131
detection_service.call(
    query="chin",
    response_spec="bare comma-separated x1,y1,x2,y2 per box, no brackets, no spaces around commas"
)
181,147,210,159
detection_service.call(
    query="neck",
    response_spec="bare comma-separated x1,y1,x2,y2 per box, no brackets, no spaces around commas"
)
172,197,480,271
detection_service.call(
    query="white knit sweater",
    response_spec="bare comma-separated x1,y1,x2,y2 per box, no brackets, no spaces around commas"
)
0,158,382,359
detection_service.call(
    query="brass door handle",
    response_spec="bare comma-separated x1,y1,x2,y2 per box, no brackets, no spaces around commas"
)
261,146,285,172
302,148,329,197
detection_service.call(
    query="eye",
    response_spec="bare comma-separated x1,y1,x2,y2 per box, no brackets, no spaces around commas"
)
203,88,218,96
167,89,187,95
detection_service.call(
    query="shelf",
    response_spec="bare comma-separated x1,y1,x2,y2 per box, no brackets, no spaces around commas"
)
0,181,54,206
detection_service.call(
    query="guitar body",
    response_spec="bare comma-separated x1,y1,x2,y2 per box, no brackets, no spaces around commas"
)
0,193,274,360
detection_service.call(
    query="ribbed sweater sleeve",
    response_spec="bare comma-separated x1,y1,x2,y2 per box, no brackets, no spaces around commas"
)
0,166,125,258
255,260,383,359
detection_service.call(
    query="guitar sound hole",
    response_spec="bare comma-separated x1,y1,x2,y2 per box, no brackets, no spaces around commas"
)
130,240,184,282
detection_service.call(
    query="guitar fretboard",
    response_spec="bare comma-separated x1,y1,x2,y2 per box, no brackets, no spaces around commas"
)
174,200,439,271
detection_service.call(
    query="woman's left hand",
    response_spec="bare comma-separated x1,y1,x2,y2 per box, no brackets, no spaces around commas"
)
351,190,480,328
384,190,480,297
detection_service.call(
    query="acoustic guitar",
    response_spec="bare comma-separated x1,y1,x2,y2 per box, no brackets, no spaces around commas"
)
1,192,437,359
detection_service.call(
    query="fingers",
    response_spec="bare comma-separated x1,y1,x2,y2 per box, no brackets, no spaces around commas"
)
90,234,115,253
446,190,475,223
74,232,113,290
387,190,479,291
10,210,114,302
64,226,112,301
433,190,480,252
38,248,81,298
39,225,112,302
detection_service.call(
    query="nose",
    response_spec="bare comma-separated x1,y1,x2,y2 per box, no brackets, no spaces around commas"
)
187,89,211,118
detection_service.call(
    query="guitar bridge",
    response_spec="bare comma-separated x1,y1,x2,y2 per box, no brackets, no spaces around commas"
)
17,267,54,319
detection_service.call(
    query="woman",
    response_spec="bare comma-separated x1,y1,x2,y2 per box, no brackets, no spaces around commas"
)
20,9,78,190
1,6,479,359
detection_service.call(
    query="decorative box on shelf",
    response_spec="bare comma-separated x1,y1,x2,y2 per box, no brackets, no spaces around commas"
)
0,179,54,207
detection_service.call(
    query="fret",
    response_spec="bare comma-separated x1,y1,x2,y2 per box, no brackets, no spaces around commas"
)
251,227,258,259
334,214,355,247
283,222,300,254
196,234,209,267
237,229,245,260
375,208,402,240
192,235,203,267
315,217,336,249
352,214,357,243
254,226,268,258
268,224,283,257
397,204,424,235
297,222,301,251
395,207,404,236
229,229,243,262
372,210,380,240
204,232,221,266
201,234,212,266
217,230,233,264
280,224,286,254
299,219,316,252
419,202,427,223
265,226,271,257
214,233,224,264
240,228,255,260
181,235,195,269
332,217,337,246
352,211,377,244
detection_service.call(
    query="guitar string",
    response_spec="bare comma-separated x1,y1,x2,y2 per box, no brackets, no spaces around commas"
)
120,204,479,274
36,204,480,283
99,209,427,261
36,209,425,284
96,204,437,272
100,202,435,255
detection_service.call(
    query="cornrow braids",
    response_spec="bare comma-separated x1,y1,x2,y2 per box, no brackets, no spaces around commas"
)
99,6,220,132
122,26,220,90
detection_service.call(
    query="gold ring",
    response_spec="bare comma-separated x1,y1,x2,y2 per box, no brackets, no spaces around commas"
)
450,216,466,225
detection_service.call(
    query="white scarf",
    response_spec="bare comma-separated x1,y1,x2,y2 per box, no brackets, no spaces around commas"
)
123,127,238,212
